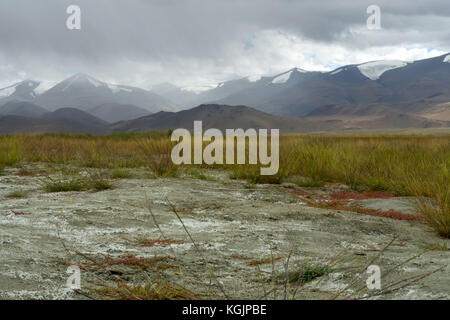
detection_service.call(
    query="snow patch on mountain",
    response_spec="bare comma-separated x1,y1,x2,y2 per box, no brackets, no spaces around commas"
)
87,77,102,88
58,74,135,95
444,55,450,63
0,80,40,98
357,60,408,80
107,84,133,94
61,73,102,91
0,85,17,97
34,81,57,95
272,71,293,84
247,75,262,82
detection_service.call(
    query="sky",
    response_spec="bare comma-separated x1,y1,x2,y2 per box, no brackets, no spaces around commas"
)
0,0,449,91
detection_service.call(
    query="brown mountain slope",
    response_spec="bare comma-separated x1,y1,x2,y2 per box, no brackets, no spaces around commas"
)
110,104,344,134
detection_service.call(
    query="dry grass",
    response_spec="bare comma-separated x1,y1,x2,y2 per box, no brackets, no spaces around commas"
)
416,194,450,238
59,253,175,271
246,255,285,266
94,276,199,300
0,133,449,237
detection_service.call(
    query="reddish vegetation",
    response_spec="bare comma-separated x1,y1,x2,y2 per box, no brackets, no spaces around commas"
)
362,191,395,199
329,191,394,201
229,254,249,260
246,255,285,266
392,242,406,247
10,211,26,216
329,191,369,201
351,207,422,221
301,198,422,222
100,254,155,269
286,186,419,221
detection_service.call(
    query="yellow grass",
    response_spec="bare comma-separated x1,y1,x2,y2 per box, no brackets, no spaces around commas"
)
0,133,449,237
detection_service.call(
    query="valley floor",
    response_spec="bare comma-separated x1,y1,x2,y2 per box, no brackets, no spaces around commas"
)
0,164,449,300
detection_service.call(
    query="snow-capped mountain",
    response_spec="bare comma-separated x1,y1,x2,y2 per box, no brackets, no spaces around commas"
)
1,53,449,127
177,53,450,117
356,60,409,80
34,73,176,113
0,80,42,104
163,67,319,108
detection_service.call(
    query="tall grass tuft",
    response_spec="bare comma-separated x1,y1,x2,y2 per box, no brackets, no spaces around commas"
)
139,138,178,177
413,167,450,238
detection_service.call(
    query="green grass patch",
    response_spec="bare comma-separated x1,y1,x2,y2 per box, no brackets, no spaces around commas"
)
110,169,133,179
6,190,29,199
41,170,115,193
42,177,89,193
281,264,331,284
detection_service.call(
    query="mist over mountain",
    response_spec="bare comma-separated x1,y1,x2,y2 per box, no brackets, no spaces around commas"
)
87,103,151,124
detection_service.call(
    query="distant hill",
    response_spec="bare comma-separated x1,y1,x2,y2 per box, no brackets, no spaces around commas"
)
0,107,110,135
0,103,448,136
0,115,111,135
41,107,108,126
352,113,448,130
0,101,49,118
87,103,151,123
111,104,344,133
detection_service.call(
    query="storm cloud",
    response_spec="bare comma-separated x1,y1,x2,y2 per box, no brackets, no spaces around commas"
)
0,0,449,90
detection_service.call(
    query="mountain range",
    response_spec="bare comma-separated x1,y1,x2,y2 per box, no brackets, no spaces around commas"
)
0,53,449,134
179,53,450,120
0,73,175,115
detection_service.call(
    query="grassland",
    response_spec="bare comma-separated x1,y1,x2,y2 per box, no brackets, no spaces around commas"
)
0,132,449,237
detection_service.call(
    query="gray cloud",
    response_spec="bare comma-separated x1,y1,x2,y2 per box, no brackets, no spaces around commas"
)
0,0,449,89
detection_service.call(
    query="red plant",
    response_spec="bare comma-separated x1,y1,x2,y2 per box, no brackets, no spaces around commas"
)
10,210,26,216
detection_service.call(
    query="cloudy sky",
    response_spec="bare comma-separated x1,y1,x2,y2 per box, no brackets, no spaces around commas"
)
0,0,449,91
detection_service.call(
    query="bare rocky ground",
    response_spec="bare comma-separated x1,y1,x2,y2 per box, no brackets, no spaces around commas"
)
0,163,448,300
